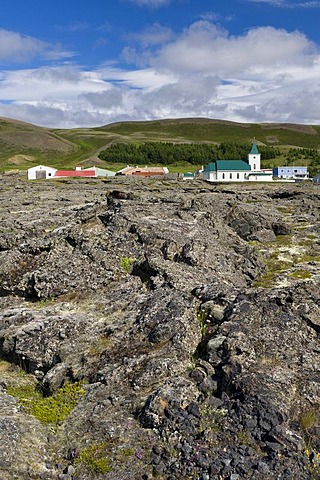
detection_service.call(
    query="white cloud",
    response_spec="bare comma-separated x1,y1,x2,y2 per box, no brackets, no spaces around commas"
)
246,0,289,5
1,21,320,127
0,29,46,63
0,28,74,64
101,66,175,88
231,81,320,124
0,67,107,103
127,0,170,6
247,0,320,7
126,23,173,46
153,22,316,74
56,22,89,32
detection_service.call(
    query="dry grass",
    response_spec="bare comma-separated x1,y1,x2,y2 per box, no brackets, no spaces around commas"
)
7,154,36,165
0,360,12,373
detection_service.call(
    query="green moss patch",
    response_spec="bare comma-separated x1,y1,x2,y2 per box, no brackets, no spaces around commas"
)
274,234,292,246
289,270,311,279
7,381,85,425
276,206,295,215
253,258,293,288
76,442,113,474
295,253,320,263
75,440,138,475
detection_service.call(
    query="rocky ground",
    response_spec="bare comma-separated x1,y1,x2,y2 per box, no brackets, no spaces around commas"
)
0,173,320,480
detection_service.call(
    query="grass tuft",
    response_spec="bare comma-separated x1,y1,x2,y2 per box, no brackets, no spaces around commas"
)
120,256,135,273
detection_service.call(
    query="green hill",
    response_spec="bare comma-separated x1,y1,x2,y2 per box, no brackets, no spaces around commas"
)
1,116,320,172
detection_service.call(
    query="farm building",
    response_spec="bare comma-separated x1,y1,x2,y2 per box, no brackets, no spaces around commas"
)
28,165,96,179
116,166,169,176
83,166,116,177
27,165,57,180
53,166,96,178
273,166,309,180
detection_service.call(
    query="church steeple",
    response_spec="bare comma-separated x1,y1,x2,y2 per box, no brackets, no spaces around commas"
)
248,138,260,171
250,142,259,155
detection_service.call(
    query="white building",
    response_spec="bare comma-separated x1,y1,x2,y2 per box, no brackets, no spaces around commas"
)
83,166,116,177
203,143,273,183
27,165,57,180
273,166,309,180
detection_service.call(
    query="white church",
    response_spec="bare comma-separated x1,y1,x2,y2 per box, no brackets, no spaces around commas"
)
202,142,273,182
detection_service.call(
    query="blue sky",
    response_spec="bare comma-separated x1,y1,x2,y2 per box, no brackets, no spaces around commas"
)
0,0,319,127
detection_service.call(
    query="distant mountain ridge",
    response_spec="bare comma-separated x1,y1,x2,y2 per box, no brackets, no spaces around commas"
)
0,116,319,171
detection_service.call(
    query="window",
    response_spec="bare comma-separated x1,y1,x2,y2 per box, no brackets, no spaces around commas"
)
222,173,225,179
237,173,240,179
230,173,232,179
253,164,256,170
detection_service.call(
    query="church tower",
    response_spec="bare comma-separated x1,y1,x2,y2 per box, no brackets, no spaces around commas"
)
248,139,261,171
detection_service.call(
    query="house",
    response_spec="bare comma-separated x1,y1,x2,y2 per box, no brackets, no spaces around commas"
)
116,166,169,176
83,166,116,177
54,166,96,178
28,165,57,180
182,172,196,180
182,166,204,181
312,173,320,183
273,166,309,181
28,165,97,179
203,143,273,182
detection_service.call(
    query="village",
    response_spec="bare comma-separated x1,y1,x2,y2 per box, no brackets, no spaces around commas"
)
27,142,313,183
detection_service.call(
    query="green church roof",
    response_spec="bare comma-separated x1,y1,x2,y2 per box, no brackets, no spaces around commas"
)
216,160,251,171
204,160,251,172
250,142,259,155
203,162,217,172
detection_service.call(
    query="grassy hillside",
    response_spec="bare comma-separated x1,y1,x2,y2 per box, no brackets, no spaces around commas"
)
1,116,320,172
98,118,320,148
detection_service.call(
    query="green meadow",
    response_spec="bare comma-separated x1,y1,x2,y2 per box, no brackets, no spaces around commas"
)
1,117,320,173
